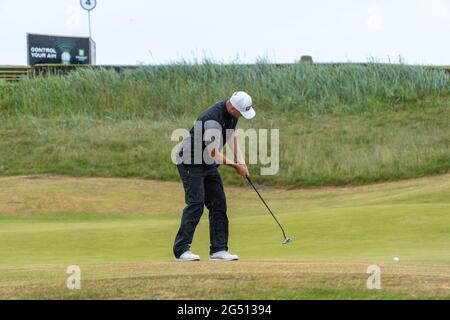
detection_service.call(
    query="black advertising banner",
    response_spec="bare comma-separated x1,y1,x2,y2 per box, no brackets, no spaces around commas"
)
27,33,95,65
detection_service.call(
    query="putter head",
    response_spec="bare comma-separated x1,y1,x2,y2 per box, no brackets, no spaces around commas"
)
282,237,293,245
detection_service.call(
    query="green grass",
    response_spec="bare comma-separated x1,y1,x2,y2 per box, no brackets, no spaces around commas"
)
1,63,449,118
1,63,449,299
1,203,449,266
0,175,449,299
0,100,449,187
0,63,449,187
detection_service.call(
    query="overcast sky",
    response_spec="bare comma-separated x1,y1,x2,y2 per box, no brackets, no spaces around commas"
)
1,0,449,65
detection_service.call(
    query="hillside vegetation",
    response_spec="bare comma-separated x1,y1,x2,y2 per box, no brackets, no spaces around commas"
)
0,64,449,187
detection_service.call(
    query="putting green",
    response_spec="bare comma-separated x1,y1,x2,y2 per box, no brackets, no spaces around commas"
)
0,174,449,299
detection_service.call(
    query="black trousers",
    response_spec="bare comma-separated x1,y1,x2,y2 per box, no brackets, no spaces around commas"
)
173,164,229,258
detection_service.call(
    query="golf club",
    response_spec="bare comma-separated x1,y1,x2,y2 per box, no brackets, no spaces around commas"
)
246,175,293,245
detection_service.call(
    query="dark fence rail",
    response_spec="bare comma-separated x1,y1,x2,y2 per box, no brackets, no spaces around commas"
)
30,64,139,76
0,66,31,82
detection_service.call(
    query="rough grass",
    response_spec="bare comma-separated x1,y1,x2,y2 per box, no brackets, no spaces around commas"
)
0,64,449,187
0,175,449,299
1,63,449,118
1,64,449,300
1,262,449,300
0,99,449,187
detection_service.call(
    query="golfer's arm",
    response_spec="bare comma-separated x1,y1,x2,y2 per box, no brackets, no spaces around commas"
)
230,132,246,165
207,147,239,169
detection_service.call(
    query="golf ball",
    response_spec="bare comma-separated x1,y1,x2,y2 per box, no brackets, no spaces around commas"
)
393,256,400,262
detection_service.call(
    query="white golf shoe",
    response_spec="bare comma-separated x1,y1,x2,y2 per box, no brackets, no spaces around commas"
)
176,251,200,262
210,251,239,261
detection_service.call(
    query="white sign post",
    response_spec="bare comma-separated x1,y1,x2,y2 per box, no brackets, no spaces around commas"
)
80,0,97,39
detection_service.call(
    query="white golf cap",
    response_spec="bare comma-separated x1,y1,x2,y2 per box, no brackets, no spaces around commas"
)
230,91,256,120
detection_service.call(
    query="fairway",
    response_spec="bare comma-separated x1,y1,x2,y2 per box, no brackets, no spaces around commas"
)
0,174,449,299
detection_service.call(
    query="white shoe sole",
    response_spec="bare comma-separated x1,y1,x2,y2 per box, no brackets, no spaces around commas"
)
209,258,239,261
176,258,200,262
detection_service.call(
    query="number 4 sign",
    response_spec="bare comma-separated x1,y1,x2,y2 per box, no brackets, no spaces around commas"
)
80,0,97,12
80,0,97,38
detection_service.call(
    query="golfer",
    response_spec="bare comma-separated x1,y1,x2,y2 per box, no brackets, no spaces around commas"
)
174,92,256,261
